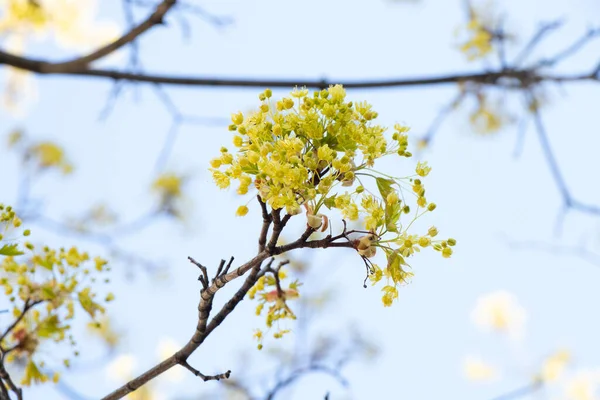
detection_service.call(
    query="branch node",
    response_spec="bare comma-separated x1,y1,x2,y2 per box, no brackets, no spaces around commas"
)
188,256,209,289
179,360,231,381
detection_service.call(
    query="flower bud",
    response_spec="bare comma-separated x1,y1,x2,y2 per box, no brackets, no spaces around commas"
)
231,112,244,125
306,213,323,229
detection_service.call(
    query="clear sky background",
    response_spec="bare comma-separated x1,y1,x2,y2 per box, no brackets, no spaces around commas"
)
2,0,600,399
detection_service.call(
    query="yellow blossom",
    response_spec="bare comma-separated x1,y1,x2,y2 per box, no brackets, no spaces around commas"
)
564,369,600,400
471,291,526,339
463,356,498,381
540,349,571,382
415,161,431,177
152,173,183,201
209,86,454,312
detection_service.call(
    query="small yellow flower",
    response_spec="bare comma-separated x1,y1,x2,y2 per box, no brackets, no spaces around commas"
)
152,173,183,199
231,112,244,125
415,161,431,177
236,205,249,216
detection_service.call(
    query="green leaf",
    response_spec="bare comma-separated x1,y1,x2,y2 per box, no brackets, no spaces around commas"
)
375,177,395,200
41,285,56,301
21,360,47,386
0,243,24,256
385,202,401,232
387,251,406,284
37,315,61,338
78,288,105,319
323,194,337,209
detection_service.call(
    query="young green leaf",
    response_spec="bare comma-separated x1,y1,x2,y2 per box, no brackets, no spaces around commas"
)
0,243,24,256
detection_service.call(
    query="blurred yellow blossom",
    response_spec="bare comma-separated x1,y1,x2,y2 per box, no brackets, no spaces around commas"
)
152,173,183,199
463,355,498,381
459,18,493,60
469,95,509,134
0,0,119,111
29,141,73,174
456,3,502,61
106,354,136,382
564,369,600,400
156,338,184,383
1,204,112,388
0,0,118,51
87,317,119,349
471,291,526,339
540,349,571,383
152,173,188,217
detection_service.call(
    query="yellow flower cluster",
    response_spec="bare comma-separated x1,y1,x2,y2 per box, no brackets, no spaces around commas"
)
248,268,299,349
152,173,184,206
0,0,118,50
212,86,454,307
0,0,118,111
469,95,508,134
211,85,409,216
7,132,74,174
458,15,494,61
29,141,73,174
0,204,113,386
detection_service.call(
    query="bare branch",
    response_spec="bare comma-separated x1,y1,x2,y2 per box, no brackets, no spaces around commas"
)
102,221,363,399
0,361,21,400
180,360,231,381
490,381,542,400
258,196,272,253
37,0,177,72
418,92,466,148
505,237,600,267
527,92,600,216
188,256,210,289
2,49,599,89
537,27,600,68
0,299,43,344
513,19,564,66
265,364,348,400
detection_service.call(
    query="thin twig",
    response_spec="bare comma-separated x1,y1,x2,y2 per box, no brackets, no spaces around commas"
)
513,19,564,66
490,381,542,400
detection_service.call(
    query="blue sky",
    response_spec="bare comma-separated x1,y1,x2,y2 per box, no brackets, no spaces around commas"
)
2,0,600,399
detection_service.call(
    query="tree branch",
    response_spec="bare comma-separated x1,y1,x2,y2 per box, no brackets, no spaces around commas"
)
265,364,348,400
490,381,542,400
18,0,176,73
1,49,599,89
0,359,22,400
258,196,272,254
0,299,43,344
101,221,361,399
527,92,600,217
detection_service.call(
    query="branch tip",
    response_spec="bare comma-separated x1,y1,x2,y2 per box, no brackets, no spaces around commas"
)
179,360,231,381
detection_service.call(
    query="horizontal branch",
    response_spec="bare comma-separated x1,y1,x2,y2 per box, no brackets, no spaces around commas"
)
1,48,598,89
